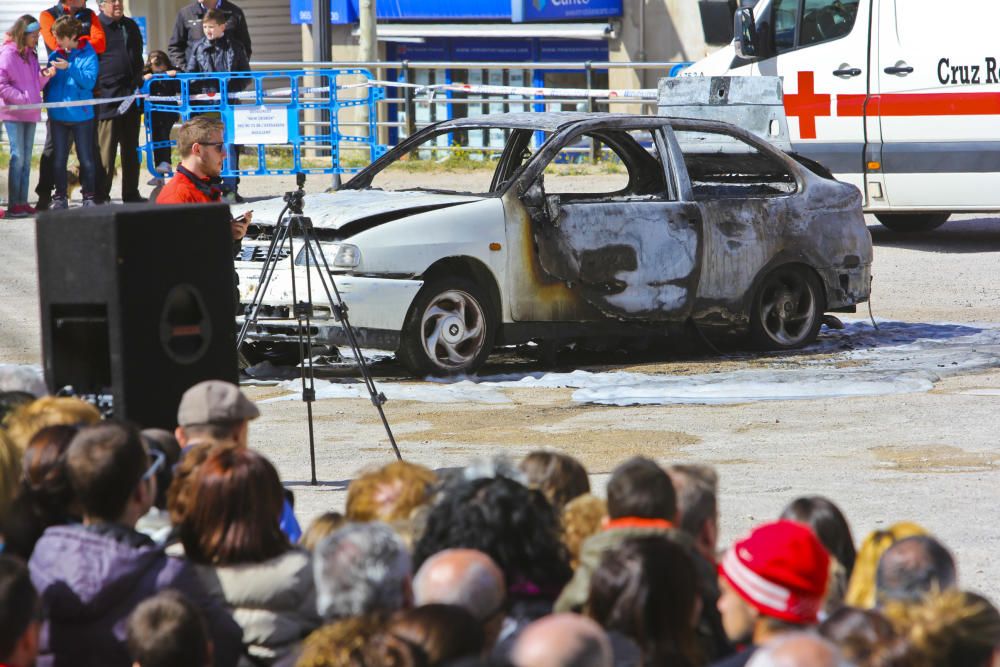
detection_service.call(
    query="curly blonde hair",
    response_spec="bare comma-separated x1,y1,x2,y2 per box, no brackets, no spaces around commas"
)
883,589,1000,666
3,396,101,452
561,493,607,569
346,461,437,523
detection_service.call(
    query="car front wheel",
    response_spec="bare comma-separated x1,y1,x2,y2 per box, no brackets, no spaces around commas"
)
750,265,824,350
398,278,496,377
874,213,950,232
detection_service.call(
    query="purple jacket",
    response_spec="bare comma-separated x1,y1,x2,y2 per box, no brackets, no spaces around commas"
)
0,41,46,122
29,524,243,667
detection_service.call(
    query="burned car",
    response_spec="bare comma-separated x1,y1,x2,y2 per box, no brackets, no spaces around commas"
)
234,112,872,377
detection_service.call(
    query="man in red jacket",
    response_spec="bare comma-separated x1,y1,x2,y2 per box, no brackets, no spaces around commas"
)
156,115,251,240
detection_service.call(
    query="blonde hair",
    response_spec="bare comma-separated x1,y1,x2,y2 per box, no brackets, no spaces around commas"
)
561,493,607,569
3,396,101,452
176,115,224,158
296,614,384,667
0,429,22,526
345,461,436,523
883,590,1000,666
300,511,347,551
845,522,928,608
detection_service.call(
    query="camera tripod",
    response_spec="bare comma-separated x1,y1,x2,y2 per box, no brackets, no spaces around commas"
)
236,174,401,484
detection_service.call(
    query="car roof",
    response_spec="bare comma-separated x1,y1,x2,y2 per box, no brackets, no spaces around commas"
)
435,111,664,132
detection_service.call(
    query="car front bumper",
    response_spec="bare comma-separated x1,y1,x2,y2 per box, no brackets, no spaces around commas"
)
237,268,424,351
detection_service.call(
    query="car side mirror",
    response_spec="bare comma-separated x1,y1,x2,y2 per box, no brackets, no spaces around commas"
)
733,6,758,59
521,177,546,209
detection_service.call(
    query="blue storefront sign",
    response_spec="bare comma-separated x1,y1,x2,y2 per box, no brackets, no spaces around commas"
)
290,0,620,24
511,0,621,22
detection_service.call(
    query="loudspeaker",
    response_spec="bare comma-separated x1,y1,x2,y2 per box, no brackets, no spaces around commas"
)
36,203,239,429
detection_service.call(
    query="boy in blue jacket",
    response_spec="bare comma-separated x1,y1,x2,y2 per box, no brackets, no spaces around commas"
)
46,16,99,209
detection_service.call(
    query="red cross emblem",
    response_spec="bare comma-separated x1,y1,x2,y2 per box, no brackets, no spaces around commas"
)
783,71,831,140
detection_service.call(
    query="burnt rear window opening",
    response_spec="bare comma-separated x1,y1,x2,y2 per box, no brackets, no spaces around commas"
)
673,130,797,200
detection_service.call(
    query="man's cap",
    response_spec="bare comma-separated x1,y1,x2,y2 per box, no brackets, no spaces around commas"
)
719,520,830,625
177,380,260,426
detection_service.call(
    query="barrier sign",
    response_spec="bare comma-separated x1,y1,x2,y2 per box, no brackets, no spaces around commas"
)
233,107,290,145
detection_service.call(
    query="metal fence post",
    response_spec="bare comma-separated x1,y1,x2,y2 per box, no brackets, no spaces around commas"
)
402,60,416,139
585,61,599,163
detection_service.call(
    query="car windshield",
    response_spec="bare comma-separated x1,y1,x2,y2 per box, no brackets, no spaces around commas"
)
354,127,550,195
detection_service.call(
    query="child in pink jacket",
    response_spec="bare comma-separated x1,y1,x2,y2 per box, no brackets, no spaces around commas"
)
0,15,54,218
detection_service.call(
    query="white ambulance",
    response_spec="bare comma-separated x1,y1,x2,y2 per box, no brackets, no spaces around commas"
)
685,0,1000,231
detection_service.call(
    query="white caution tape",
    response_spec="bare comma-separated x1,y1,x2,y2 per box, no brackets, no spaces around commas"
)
2,93,143,112
6,80,653,112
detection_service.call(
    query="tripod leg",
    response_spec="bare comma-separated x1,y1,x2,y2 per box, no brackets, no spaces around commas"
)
237,219,292,348
301,223,402,461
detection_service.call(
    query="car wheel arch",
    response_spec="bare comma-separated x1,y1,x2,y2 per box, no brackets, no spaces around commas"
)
418,256,503,322
742,256,828,316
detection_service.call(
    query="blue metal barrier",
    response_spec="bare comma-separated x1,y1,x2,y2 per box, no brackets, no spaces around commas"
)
139,68,387,178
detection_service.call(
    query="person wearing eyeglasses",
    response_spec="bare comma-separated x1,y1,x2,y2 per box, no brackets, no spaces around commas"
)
26,421,243,667
155,115,252,242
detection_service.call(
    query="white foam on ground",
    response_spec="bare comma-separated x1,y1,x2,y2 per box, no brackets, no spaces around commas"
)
263,321,1000,406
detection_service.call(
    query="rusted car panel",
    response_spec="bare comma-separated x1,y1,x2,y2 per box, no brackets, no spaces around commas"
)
235,112,872,376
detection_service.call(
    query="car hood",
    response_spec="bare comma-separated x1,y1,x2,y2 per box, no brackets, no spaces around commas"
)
231,189,483,231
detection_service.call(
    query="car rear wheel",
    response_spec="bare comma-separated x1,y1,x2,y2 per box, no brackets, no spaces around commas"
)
874,213,950,232
750,266,825,350
397,277,496,377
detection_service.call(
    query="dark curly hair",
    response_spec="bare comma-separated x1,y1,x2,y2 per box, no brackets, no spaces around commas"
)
413,476,571,598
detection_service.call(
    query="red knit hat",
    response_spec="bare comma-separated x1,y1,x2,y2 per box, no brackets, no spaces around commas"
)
718,520,830,624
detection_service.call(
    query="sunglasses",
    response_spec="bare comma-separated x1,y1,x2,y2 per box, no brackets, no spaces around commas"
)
142,449,167,482
199,141,227,152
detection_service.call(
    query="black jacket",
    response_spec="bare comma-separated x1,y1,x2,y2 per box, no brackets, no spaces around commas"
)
186,34,251,94
95,13,144,119
168,0,252,71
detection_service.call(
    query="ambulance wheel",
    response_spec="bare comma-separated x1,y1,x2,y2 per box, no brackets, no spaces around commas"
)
875,213,950,233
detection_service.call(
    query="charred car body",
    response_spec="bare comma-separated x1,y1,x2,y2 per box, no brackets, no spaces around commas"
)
234,112,872,377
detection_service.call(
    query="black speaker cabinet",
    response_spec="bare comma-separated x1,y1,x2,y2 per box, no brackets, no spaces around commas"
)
36,203,239,429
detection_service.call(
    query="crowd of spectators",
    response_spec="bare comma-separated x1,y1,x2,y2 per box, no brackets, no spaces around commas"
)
0,374,997,667
0,0,252,218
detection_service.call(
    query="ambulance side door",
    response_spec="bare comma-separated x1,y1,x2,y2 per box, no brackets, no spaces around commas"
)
753,0,873,195
875,0,1000,209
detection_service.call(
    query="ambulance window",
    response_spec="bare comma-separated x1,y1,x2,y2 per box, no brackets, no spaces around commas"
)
673,129,797,200
799,0,858,46
772,0,799,51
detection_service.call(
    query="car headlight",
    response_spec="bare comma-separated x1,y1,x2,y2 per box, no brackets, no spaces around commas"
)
333,244,361,269
293,242,361,269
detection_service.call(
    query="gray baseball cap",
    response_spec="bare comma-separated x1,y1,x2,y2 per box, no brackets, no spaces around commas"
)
176,380,260,426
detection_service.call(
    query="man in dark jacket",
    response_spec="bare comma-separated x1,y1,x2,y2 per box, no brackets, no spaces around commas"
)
27,421,242,667
168,0,251,71
94,0,145,203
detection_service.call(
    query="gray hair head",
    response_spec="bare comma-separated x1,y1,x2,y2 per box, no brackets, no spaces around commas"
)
314,521,411,620
876,535,957,604
746,632,854,667
462,455,525,484
0,365,46,397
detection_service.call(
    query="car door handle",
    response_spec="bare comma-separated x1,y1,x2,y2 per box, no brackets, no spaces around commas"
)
833,67,862,77
884,65,914,75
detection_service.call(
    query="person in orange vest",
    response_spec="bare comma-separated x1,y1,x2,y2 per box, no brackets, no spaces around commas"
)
35,0,107,211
